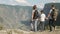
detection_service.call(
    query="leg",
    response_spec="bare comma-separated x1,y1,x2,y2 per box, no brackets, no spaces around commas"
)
53,19,56,30
40,21,45,31
40,22,42,31
31,23,33,31
49,19,52,31
31,21,34,31
37,19,39,31
35,19,38,32
42,21,45,31
37,20,40,31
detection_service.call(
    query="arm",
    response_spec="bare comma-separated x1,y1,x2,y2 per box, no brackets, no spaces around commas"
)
32,10,34,21
48,13,50,18
45,14,48,20
48,9,52,17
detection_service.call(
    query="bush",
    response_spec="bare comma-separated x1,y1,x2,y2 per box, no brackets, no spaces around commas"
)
0,23,4,30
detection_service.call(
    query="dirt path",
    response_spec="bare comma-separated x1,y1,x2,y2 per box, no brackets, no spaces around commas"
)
0,29,60,34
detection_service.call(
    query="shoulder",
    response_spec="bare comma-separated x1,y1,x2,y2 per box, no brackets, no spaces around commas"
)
55,9,58,12
43,14,46,16
50,9,52,11
41,14,45,15
32,10,35,13
49,9,52,13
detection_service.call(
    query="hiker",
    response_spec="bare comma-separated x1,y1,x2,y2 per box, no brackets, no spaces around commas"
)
39,10,47,31
31,5,39,32
48,5,58,31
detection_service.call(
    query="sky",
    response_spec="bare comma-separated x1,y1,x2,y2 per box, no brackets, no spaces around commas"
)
0,0,60,8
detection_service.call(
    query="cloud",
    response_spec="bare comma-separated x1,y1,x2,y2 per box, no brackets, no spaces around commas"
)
51,0,59,3
46,0,60,3
15,0,31,6
15,0,27,3
37,3,44,9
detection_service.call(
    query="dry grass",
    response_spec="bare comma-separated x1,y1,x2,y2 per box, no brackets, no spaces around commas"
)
0,29,60,34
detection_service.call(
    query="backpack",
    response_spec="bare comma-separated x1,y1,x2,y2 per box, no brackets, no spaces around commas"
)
33,10,39,19
50,9,58,19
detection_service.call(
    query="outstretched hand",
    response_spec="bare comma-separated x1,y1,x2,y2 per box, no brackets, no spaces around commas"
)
46,17,48,20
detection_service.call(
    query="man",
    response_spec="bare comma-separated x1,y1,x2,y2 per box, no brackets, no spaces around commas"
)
31,5,39,32
48,5,58,31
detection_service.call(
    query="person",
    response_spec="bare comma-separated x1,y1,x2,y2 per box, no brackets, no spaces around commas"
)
48,5,58,32
31,5,39,32
39,10,47,31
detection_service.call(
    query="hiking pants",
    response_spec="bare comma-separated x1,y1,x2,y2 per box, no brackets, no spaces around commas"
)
49,19,56,31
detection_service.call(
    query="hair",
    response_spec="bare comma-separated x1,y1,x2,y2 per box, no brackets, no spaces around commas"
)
51,5,55,7
51,5,56,8
33,5,37,10
41,10,44,13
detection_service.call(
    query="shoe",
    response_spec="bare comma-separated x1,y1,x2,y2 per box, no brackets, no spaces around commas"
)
30,29,33,31
49,30,52,32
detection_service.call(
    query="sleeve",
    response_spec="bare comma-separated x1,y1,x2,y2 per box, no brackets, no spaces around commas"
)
49,9,52,14
44,14,46,18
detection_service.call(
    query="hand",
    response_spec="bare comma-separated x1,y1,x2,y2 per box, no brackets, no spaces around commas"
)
36,19,38,20
48,14,50,17
46,17,48,20
32,19,33,21
55,19,56,21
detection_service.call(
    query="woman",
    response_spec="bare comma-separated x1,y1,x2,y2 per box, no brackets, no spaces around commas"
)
31,5,39,32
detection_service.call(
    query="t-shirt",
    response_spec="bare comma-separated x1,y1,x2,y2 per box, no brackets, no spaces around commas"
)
32,10,40,15
49,9,58,19
49,8,55,19
40,13,46,21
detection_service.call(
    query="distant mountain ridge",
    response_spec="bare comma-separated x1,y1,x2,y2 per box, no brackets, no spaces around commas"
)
0,4,33,31
0,4,41,31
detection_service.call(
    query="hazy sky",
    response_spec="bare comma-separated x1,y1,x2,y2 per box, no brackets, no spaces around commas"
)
0,0,60,8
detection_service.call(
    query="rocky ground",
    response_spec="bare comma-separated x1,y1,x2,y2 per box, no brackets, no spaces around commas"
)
0,29,60,34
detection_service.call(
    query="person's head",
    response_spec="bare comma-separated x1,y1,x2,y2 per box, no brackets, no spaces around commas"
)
51,5,55,9
51,5,55,7
40,10,44,14
33,5,37,10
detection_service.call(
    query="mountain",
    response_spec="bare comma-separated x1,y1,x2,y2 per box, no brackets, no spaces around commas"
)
43,3,60,26
0,4,41,31
0,4,32,31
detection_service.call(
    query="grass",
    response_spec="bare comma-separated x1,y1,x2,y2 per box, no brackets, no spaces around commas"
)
0,23,4,30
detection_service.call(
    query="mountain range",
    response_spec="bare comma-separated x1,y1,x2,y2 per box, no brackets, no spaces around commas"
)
0,3,60,31
0,4,34,31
